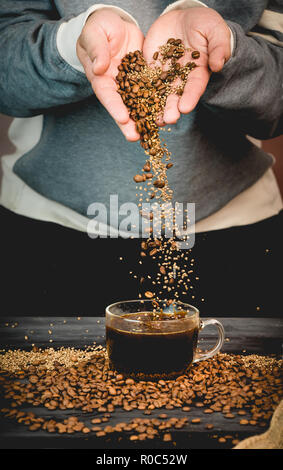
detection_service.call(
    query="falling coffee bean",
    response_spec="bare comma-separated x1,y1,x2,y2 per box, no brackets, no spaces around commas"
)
134,175,144,183
145,291,154,298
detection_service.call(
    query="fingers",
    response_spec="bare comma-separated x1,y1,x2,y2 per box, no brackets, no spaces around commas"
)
117,119,140,142
92,75,140,141
178,66,210,114
207,24,231,72
91,32,111,75
79,21,111,75
208,45,226,72
163,94,181,124
155,115,166,127
92,75,129,124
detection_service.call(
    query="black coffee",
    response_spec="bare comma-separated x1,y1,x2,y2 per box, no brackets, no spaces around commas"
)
106,312,199,379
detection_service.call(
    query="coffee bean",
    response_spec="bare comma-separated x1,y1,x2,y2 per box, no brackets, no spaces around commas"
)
145,291,154,298
133,174,144,183
143,163,151,172
160,72,168,80
153,52,159,60
141,241,148,250
136,121,144,134
159,88,167,96
153,180,165,188
205,423,214,430
166,47,175,58
29,375,39,384
191,51,200,59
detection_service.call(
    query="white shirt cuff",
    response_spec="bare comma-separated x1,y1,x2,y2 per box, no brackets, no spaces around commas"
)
56,4,139,74
161,0,234,56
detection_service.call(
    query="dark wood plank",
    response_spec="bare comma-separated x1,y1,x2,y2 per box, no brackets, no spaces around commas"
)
0,317,282,449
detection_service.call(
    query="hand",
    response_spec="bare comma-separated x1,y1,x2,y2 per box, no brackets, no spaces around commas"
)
77,9,144,141
143,7,231,124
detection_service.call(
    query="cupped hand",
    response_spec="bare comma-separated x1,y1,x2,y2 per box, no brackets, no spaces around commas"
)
77,9,144,141
143,7,231,124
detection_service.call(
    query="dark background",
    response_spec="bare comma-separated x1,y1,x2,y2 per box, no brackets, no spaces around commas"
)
0,115,282,317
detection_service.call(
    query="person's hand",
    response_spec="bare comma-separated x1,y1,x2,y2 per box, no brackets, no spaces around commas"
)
77,9,144,141
143,7,231,124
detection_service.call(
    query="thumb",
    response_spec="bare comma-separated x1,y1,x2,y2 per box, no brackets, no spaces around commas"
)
84,24,111,75
207,24,231,72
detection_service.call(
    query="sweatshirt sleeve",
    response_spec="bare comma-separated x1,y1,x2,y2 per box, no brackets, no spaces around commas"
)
201,6,283,140
0,0,95,117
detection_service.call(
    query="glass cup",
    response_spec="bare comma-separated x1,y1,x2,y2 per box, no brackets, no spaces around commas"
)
106,300,224,379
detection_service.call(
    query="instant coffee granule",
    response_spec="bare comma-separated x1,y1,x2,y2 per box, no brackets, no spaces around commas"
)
1,348,282,443
116,39,200,312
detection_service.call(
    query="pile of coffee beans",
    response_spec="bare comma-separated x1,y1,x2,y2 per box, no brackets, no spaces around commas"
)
1,347,282,443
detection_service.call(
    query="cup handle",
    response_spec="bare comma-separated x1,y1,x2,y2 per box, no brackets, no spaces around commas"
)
193,319,225,363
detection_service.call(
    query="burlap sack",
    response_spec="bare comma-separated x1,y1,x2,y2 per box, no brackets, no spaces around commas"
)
234,399,283,449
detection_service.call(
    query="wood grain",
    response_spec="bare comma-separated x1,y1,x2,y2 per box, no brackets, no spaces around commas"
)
0,317,282,449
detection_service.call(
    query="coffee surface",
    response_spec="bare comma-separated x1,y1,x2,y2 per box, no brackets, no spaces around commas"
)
106,312,198,378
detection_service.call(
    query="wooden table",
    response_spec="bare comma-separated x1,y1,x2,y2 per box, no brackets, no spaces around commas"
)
0,317,282,449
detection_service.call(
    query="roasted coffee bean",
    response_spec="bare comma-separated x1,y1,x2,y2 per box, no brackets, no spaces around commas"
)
205,423,214,430
145,291,154,298
160,72,168,81
153,180,165,188
166,47,175,58
166,163,173,169
136,121,144,134
160,266,166,275
153,51,159,60
141,241,148,250
191,50,200,59
133,174,144,183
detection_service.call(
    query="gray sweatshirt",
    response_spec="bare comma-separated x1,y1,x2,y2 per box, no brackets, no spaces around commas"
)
0,0,282,232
